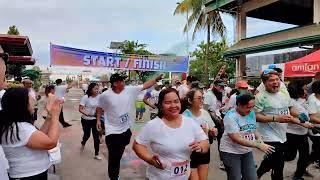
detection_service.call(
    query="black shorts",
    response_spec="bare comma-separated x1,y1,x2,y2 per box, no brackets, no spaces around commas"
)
190,148,210,168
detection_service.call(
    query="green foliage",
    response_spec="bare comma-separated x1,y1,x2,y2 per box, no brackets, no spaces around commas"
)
7,25,20,35
22,66,42,91
7,25,25,80
189,40,235,84
174,0,226,40
119,40,156,81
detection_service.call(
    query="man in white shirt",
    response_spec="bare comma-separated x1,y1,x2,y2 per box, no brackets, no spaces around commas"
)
143,84,161,120
55,79,73,127
22,79,39,122
96,73,162,180
0,51,10,180
255,69,312,180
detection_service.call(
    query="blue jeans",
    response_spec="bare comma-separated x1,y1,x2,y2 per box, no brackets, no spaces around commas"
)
221,151,257,180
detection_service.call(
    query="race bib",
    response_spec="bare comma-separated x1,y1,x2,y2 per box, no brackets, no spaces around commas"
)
171,160,189,177
242,132,255,141
279,108,289,115
119,113,129,124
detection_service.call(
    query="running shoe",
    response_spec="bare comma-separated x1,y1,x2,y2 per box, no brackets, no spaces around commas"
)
315,161,320,169
94,155,102,160
303,170,313,177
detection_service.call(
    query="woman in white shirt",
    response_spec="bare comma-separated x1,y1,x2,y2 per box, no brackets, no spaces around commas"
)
0,87,62,180
133,88,209,180
285,80,314,179
183,89,217,180
42,85,55,120
307,80,320,168
79,82,101,160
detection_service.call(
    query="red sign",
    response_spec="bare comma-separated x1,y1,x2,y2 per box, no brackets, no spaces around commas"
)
285,61,320,77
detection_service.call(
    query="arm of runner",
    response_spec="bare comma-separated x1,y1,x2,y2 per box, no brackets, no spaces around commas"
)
288,116,314,128
133,141,164,169
143,93,156,109
309,113,320,124
96,107,103,131
79,105,90,116
228,133,274,154
142,74,163,91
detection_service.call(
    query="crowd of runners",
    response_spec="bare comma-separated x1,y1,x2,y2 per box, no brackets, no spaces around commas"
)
1,50,320,180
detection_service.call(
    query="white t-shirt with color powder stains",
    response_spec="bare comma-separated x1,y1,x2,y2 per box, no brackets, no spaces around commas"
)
286,98,309,135
220,109,257,154
98,85,143,136
80,95,100,120
254,89,293,143
136,116,208,180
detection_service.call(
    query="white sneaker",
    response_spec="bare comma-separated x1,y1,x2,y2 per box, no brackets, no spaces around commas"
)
94,155,102,160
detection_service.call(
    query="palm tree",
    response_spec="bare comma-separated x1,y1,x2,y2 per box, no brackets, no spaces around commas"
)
174,0,226,83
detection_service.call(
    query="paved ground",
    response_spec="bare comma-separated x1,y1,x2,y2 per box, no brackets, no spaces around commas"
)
37,88,320,180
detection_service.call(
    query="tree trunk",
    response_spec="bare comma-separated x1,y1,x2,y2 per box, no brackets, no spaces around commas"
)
205,20,210,84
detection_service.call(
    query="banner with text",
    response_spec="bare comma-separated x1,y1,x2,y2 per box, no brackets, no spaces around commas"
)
50,44,189,72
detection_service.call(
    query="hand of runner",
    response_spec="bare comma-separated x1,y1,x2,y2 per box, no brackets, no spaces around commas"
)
208,128,218,137
189,141,202,153
46,95,63,118
148,155,164,170
275,115,292,123
257,143,275,154
302,122,314,129
155,74,163,82
96,121,102,132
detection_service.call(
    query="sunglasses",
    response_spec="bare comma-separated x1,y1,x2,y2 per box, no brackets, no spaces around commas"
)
0,53,9,64
262,69,277,75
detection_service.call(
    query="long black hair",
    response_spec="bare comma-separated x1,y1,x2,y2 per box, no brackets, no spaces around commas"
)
86,82,98,97
0,88,33,144
212,87,223,102
157,88,181,118
287,80,307,99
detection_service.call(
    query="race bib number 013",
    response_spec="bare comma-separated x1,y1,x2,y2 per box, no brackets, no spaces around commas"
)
119,113,129,124
171,160,189,177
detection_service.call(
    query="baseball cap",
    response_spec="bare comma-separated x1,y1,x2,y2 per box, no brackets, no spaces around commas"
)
235,80,248,89
268,64,282,73
109,73,126,84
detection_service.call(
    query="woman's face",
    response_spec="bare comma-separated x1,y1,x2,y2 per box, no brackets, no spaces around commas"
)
161,92,181,118
28,94,35,115
92,85,99,96
237,100,255,116
190,90,203,110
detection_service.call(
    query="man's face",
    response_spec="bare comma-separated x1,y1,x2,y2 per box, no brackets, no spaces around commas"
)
264,74,280,93
0,57,6,89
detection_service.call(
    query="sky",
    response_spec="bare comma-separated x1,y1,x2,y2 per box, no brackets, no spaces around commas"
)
0,0,295,65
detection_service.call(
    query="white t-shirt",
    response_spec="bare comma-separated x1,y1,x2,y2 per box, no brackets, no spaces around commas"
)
220,109,257,154
256,81,287,93
136,116,207,180
183,109,215,131
307,94,320,136
203,90,222,117
136,90,146,101
80,95,100,120
254,89,293,143
286,98,309,135
55,85,68,98
98,85,143,136
0,146,9,180
222,94,237,113
178,84,189,99
0,89,5,110
1,122,50,178
145,89,160,114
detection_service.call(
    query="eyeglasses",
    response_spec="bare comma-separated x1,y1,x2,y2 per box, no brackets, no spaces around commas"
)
0,53,9,64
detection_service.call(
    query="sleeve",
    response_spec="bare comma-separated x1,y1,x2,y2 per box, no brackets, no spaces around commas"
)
191,120,208,141
79,95,87,106
204,93,216,111
223,114,240,134
135,122,152,146
17,123,37,146
307,98,318,114
128,85,143,97
254,94,264,113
